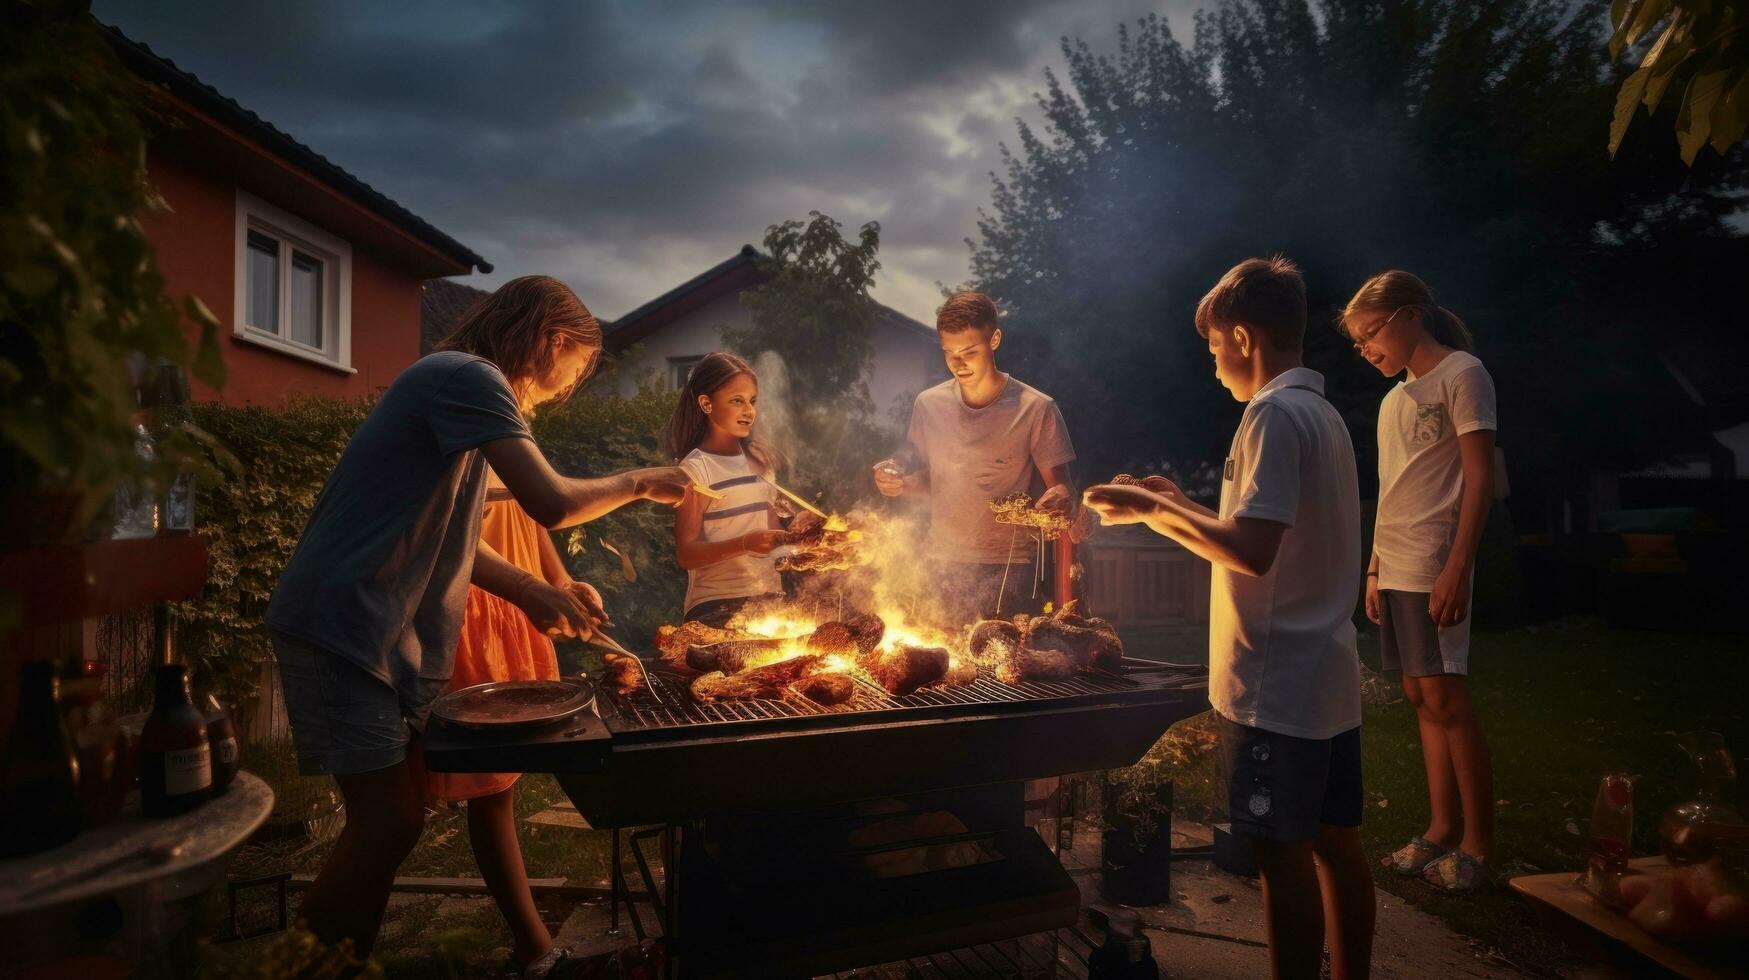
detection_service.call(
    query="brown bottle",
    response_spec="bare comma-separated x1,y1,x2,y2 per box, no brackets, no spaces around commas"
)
0,661,83,856
140,609,211,817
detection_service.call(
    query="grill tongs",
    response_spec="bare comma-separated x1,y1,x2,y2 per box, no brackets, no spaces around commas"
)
586,630,664,705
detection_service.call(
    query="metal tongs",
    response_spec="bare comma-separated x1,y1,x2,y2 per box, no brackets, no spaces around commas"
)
588,629,663,704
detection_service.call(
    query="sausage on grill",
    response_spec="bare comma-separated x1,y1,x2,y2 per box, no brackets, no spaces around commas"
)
862,644,951,696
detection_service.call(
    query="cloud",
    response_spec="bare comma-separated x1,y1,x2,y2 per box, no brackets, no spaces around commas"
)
96,0,1204,322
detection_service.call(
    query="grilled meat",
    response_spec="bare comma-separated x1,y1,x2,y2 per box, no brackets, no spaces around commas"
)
602,651,650,696
656,622,751,667
846,613,885,656
804,621,859,657
1026,618,1123,673
688,653,828,702
685,637,792,674
862,644,951,696
792,672,855,705
691,670,783,702
995,647,1077,686
944,656,979,687
968,619,1022,659
989,491,1073,539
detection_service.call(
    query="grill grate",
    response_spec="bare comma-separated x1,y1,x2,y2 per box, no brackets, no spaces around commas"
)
606,661,1142,734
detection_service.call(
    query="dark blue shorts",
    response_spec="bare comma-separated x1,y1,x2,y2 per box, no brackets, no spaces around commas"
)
1217,715,1363,842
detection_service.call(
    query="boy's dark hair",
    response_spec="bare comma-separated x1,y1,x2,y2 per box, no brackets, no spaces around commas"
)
936,291,1000,335
1194,256,1307,352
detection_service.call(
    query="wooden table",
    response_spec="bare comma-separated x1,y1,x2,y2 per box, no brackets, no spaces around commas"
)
1509,856,1747,980
0,772,274,977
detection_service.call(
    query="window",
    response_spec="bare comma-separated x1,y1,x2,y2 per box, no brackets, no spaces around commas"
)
233,191,353,372
669,355,704,389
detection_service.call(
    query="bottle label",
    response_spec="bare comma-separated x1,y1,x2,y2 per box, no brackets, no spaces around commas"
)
216,736,238,767
167,743,212,795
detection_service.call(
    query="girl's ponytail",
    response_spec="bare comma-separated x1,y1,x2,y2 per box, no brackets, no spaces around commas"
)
1428,305,1474,353
1341,271,1474,353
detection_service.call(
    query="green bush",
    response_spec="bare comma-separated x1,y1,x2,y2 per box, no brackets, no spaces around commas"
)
1,7,226,547
176,384,689,705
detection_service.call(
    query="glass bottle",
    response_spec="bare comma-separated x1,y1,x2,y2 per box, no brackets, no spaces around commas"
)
139,608,211,817
110,409,159,539
1659,731,1748,874
203,692,239,794
0,661,83,856
1582,772,1634,908
150,359,196,534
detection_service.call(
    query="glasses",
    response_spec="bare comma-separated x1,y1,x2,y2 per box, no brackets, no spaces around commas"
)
1351,306,1408,352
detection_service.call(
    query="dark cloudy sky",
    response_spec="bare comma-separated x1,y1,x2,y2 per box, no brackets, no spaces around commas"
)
96,0,1202,323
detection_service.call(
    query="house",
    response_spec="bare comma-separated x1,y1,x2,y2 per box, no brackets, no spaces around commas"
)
421,278,492,354
108,27,491,406
603,245,947,425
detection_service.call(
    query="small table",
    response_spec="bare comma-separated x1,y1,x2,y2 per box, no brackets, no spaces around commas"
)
0,772,274,976
1509,856,1747,980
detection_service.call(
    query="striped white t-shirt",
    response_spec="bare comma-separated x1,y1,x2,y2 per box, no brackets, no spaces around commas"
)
677,448,782,615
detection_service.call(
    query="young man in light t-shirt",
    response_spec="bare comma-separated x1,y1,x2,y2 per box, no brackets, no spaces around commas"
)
1084,257,1374,980
872,291,1076,624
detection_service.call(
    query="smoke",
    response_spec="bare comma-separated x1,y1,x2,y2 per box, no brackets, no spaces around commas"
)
749,350,798,477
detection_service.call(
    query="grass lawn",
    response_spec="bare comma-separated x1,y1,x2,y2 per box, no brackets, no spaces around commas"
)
1140,617,1749,975
224,619,1745,977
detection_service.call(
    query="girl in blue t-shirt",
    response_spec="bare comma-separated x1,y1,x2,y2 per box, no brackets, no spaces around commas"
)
270,275,693,966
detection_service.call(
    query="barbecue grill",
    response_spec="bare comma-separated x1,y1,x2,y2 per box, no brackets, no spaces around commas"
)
426,652,1207,977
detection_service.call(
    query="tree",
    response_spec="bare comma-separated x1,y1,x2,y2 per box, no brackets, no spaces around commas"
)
967,0,1747,521
1,5,227,548
725,212,883,409
723,212,893,506
1609,0,1749,164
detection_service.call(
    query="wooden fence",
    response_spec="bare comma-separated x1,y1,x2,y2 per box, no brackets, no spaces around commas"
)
1079,525,1210,629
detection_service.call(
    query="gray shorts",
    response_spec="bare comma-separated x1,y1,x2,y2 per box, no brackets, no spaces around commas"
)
1378,589,1471,676
271,631,443,776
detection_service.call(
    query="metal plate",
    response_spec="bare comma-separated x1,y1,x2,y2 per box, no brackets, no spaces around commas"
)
430,678,595,731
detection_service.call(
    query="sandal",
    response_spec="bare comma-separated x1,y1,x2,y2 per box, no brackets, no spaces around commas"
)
1422,849,1486,892
1381,835,1447,875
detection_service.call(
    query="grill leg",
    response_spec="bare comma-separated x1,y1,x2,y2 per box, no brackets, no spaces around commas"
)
628,827,667,935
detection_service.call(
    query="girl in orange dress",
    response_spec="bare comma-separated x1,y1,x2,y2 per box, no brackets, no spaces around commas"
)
429,470,605,978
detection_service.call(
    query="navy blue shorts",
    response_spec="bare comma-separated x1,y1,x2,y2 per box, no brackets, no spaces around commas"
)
1217,715,1363,842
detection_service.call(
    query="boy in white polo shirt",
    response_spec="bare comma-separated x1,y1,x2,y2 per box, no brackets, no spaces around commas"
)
1084,257,1373,980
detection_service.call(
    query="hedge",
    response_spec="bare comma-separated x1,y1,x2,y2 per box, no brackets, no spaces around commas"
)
176,384,688,706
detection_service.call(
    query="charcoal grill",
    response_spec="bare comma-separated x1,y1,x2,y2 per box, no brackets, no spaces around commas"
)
425,653,1207,977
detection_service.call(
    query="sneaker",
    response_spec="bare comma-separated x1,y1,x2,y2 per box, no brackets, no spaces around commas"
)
1381,835,1447,875
1422,849,1486,892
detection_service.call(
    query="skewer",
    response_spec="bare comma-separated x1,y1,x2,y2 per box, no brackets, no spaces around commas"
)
690,483,725,501
763,476,829,519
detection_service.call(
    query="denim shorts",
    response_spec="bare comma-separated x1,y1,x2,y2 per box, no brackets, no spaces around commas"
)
272,631,442,776
1218,714,1363,842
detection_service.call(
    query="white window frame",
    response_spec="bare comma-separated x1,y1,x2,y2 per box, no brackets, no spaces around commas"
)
233,190,354,374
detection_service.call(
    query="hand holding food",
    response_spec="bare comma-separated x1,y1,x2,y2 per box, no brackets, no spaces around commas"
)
1081,483,1167,526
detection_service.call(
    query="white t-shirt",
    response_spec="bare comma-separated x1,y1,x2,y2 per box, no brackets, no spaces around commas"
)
905,377,1076,565
1374,351,1497,593
1208,368,1363,740
677,448,783,615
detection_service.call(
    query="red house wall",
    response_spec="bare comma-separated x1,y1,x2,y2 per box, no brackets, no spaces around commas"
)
142,152,426,406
